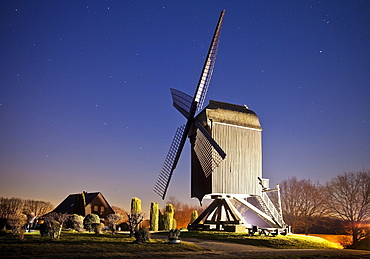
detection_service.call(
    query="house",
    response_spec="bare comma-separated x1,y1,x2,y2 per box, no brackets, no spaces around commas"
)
52,191,115,220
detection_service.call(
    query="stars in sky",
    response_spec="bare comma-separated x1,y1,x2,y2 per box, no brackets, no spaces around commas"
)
0,1,369,211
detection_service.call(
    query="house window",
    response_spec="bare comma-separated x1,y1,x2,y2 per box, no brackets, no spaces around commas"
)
94,205,98,212
100,206,105,213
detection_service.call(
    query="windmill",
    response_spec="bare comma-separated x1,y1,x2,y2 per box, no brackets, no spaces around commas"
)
153,10,287,232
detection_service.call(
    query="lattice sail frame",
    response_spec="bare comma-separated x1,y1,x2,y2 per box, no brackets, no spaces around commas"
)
194,128,224,178
153,10,226,200
153,125,185,198
194,13,223,111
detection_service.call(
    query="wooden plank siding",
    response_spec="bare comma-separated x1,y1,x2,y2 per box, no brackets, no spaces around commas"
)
212,122,262,195
191,100,263,202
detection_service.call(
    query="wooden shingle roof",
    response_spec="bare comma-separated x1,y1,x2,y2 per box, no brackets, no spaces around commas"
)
198,100,262,130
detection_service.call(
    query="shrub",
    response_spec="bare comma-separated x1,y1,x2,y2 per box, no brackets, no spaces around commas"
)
84,214,100,232
118,222,129,231
68,214,84,232
134,228,150,244
339,235,354,249
46,220,61,239
43,212,69,239
40,223,48,237
92,222,104,234
7,214,27,239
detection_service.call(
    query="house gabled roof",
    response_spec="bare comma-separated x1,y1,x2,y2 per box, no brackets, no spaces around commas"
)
52,192,102,214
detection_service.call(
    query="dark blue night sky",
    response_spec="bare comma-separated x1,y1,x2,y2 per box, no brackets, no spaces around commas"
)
1,0,369,211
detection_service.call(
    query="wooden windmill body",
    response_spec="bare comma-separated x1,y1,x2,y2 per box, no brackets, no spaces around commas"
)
154,10,287,232
190,100,262,202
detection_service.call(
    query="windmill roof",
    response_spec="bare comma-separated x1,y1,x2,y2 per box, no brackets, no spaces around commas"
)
202,100,262,130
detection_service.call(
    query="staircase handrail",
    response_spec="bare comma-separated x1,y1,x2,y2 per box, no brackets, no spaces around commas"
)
260,191,285,227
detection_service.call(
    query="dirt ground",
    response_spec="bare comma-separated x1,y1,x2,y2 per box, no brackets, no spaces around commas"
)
152,234,370,258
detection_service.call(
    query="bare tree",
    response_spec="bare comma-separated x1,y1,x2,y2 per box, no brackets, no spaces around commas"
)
0,197,24,218
126,212,145,237
0,197,24,230
0,197,53,231
323,170,370,248
23,199,53,231
23,199,53,219
298,181,327,234
280,177,326,234
107,214,124,235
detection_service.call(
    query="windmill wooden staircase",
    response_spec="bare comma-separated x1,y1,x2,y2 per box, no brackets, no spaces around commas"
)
250,192,285,228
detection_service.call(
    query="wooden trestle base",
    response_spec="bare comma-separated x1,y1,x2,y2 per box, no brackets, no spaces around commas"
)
188,197,246,232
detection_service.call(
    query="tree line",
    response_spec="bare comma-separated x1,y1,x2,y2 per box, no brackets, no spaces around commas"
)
1,170,368,248
0,197,53,230
278,170,370,248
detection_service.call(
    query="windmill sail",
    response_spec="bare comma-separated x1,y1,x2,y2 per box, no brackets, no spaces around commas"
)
153,125,186,199
194,10,225,111
153,10,226,200
194,127,225,178
170,88,193,118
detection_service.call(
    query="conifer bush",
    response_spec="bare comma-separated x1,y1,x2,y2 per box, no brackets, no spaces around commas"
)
163,204,174,231
190,210,198,224
127,197,144,237
172,218,177,229
159,210,164,230
150,202,159,231
73,192,86,216
131,197,141,214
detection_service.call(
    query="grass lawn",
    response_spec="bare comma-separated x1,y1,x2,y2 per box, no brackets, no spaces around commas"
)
1,230,354,258
0,231,205,258
179,231,342,249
